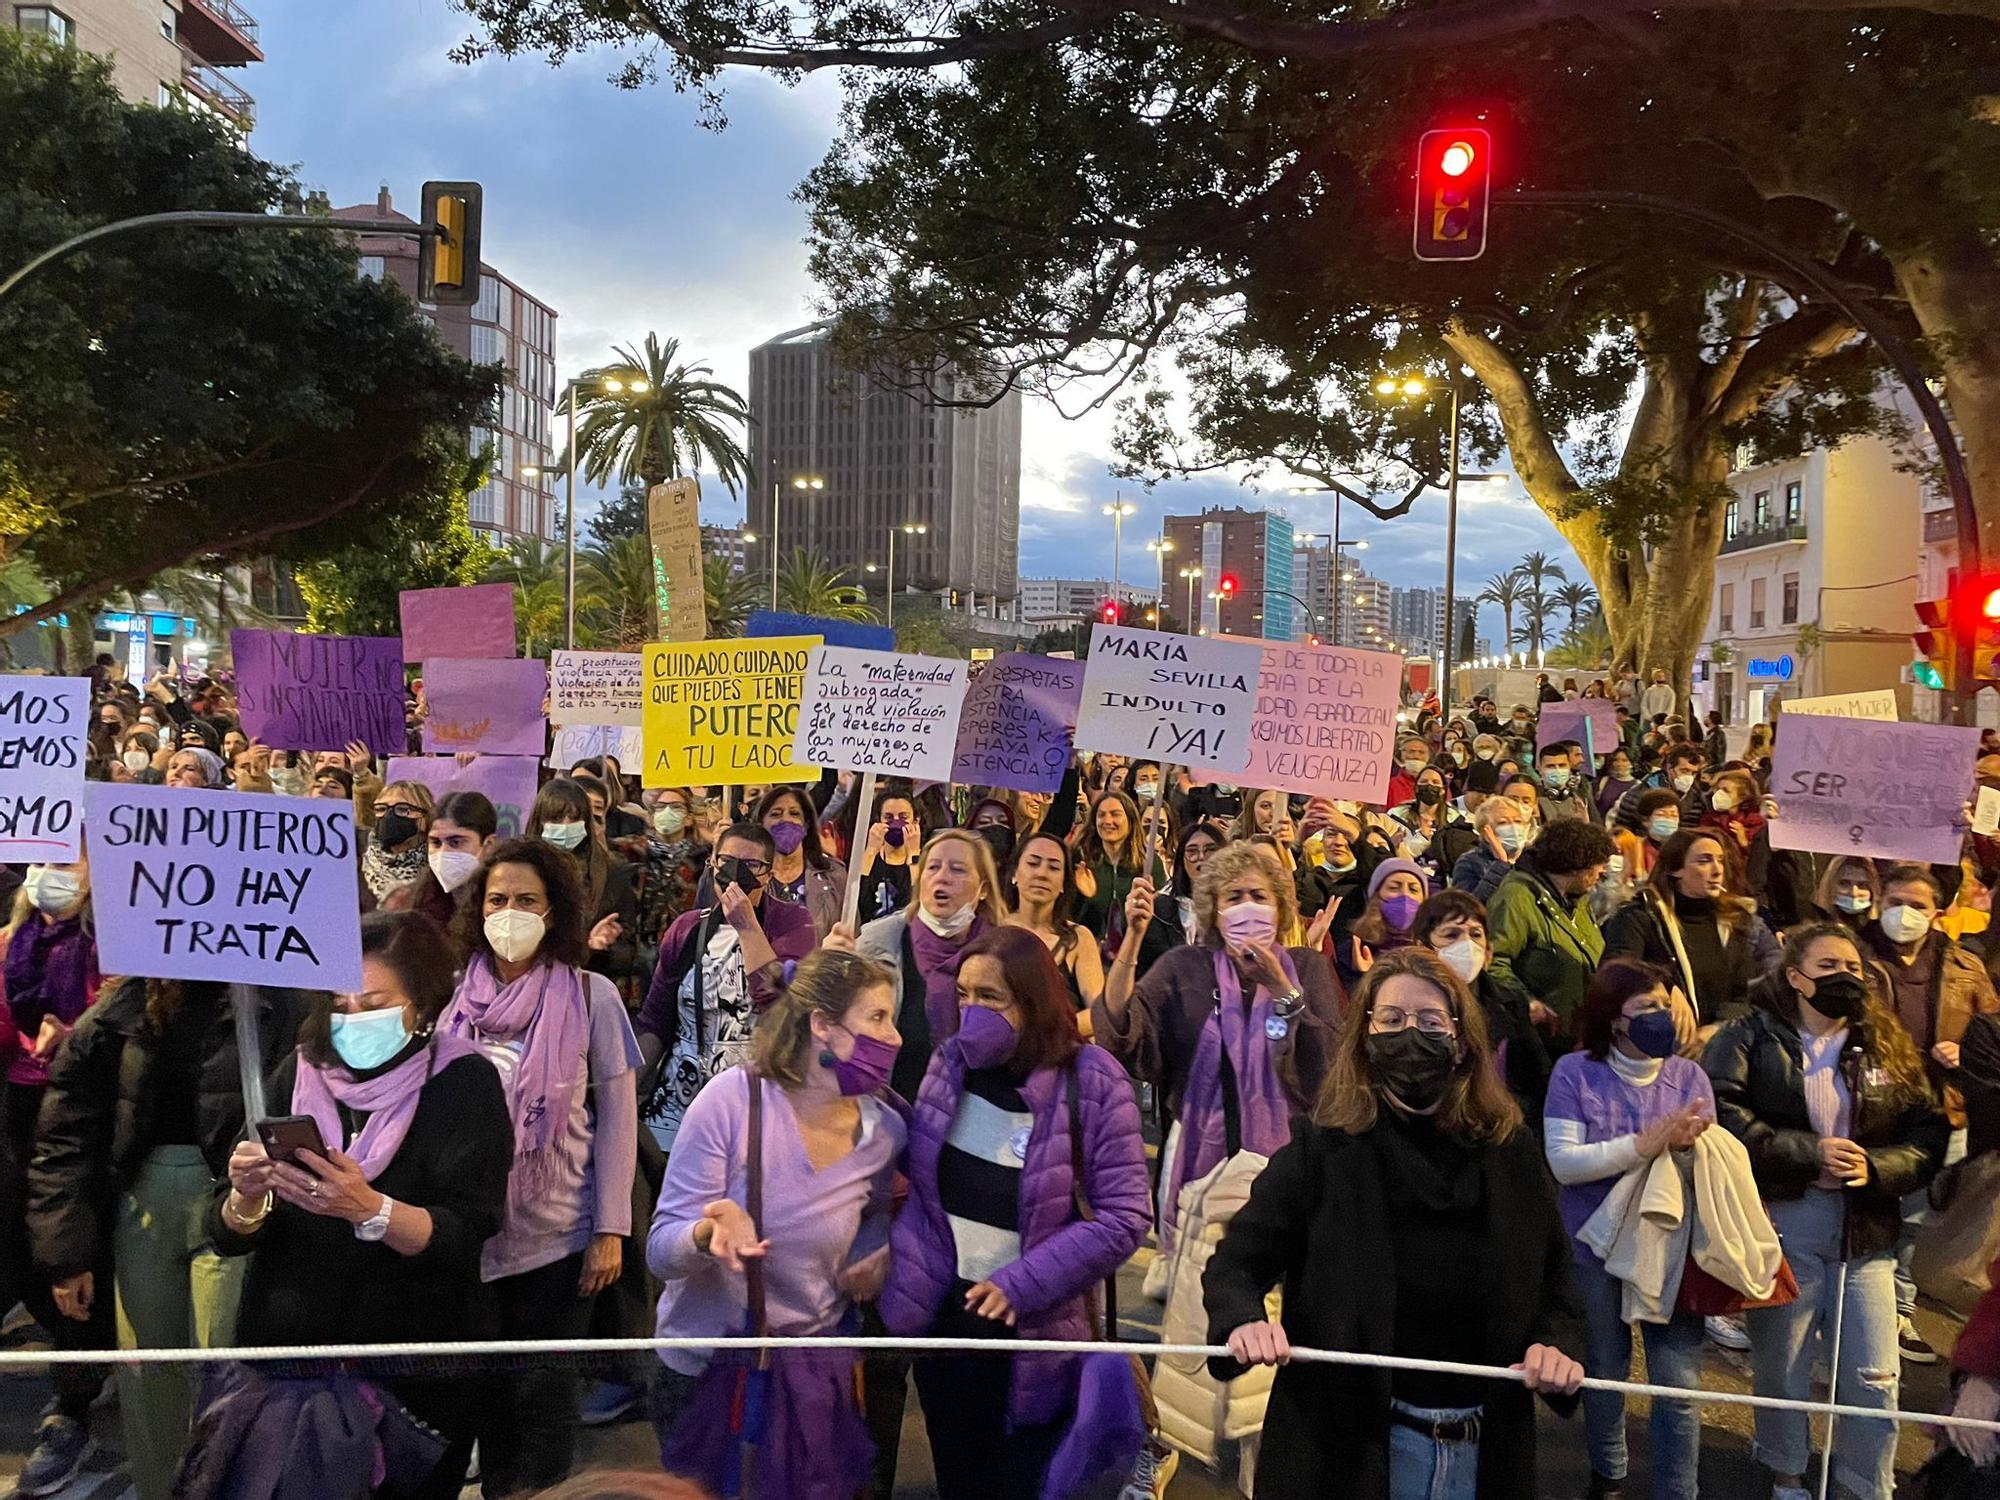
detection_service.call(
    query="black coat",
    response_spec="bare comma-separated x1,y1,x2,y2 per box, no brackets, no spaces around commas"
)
1700,977,1949,1258
27,978,311,1278
1599,889,1759,1026
1202,1118,1584,1500
1477,971,1551,1127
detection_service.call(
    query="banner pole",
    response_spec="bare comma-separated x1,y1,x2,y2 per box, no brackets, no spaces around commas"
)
1141,763,1174,880
841,772,879,933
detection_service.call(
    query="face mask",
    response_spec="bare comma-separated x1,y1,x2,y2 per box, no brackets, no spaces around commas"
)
1381,894,1421,931
1135,782,1158,801
918,903,976,938
1366,1028,1460,1111
824,1028,900,1096
1621,1009,1680,1060
1833,890,1872,915
1401,758,1427,777
1709,790,1737,813
1648,816,1680,842
375,810,420,849
1801,971,1868,1022
1543,767,1571,789
654,804,688,836
428,849,480,893
768,821,807,856
1476,747,1497,761
1512,719,1530,732
1415,785,1444,808
1215,784,1238,797
1219,901,1278,948
1327,855,1358,875
956,1004,1019,1070
484,908,546,964
1495,824,1528,854
1879,904,1932,944
330,1006,415,1073
1672,773,1696,794
1437,938,1485,983
883,821,908,849
715,855,763,896
976,823,1016,869
122,749,152,772
23,866,82,916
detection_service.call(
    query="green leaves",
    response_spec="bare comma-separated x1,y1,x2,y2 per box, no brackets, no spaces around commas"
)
558,333,751,495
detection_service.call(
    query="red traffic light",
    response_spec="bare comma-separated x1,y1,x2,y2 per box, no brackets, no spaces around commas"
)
1982,586,2000,621
1414,126,1492,263
1218,574,1239,599
1100,600,1121,624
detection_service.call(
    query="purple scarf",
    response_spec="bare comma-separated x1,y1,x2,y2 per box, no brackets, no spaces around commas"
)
905,912,991,1043
290,1033,486,1181
441,956,588,1208
1159,947,1300,1254
5,916,95,1034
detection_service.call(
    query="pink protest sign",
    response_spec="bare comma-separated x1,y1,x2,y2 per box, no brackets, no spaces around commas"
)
233,630,406,755
950,654,1085,792
385,754,540,839
398,583,516,662
1194,639,1402,803
422,658,549,758
1769,714,1978,865
1536,699,1618,756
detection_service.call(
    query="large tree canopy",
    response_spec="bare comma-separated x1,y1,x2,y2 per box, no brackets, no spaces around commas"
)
0,31,500,639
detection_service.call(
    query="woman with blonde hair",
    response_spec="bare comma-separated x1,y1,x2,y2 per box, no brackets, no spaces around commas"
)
856,828,1007,1099
361,779,436,905
1093,840,1341,1264
1203,947,1587,1500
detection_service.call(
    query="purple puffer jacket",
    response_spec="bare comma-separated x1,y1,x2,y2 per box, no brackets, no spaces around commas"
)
882,1038,1150,1428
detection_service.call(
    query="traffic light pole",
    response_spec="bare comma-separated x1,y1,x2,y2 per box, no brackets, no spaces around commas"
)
1500,188,1983,713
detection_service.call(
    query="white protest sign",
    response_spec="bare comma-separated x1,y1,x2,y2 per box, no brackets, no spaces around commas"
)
549,650,644,727
793,646,969,780
85,782,363,990
1769,715,1978,866
1779,689,1898,722
549,722,644,771
1073,625,1260,774
0,676,88,864
1976,785,2000,838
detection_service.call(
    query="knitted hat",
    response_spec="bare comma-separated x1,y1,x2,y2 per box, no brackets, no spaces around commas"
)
1366,858,1431,899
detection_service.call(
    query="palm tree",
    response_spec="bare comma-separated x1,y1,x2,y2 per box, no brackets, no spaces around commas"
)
703,556,761,638
1553,580,1599,630
776,548,878,623
1516,591,1560,656
559,333,751,495
1477,570,1529,653
1518,550,1568,601
585,533,656,648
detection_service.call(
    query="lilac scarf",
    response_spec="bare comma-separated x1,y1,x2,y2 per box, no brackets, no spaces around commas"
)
1159,947,1301,1254
290,1032,486,1181
441,956,588,1207
905,912,991,1043
5,916,94,1033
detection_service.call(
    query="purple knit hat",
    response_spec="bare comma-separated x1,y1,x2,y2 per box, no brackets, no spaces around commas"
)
1367,857,1432,899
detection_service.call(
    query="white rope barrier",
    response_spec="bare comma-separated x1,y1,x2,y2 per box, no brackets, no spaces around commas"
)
0,1333,1992,1436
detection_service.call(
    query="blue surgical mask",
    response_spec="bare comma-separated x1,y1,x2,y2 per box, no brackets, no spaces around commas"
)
1495,824,1528,854
1622,1009,1680,1060
1833,890,1871,914
329,1006,415,1072
541,821,587,851
1543,767,1572,789
1648,816,1680,843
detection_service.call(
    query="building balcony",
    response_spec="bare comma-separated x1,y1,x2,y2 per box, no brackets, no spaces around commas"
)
176,0,263,66
1924,508,1959,544
1719,520,1807,555
179,49,254,128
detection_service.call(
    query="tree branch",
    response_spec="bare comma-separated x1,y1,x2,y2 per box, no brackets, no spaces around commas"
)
1712,301,1860,428
1443,319,1584,501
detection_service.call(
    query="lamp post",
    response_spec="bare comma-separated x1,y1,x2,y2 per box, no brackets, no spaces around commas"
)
1104,498,1138,615
1146,536,1175,629
1179,565,1203,633
537,369,650,648
1375,370,1461,721
770,474,825,610
886,521,927,629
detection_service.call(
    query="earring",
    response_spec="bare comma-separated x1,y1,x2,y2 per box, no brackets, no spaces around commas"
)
819,1049,837,1068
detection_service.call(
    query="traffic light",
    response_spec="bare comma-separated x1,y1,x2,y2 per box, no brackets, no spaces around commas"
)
1218,574,1239,601
1973,582,2000,681
419,180,483,306
1913,594,1955,691
1413,127,1492,263
1100,599,1121,624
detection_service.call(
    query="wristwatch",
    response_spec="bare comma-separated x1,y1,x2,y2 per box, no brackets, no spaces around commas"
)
355,1194,394,1243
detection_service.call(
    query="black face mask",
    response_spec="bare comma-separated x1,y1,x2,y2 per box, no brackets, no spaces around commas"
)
1366,1028,1460,1111
1414,785,1444,808
1801,971,1868,1022
976,824,1016,869
714,856,761,896
374,810,419,849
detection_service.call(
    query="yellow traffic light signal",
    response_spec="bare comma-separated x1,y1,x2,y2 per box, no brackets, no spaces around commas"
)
418,181,482,306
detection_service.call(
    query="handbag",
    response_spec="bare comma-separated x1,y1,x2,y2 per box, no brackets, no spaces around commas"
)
658,1073,876,1500
1673,1253,1800,1317
1914,1152,2000,1317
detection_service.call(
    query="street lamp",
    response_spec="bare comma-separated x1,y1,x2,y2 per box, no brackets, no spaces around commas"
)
1376,368,1462,722
886,521,927,629
546,370,649,647
1146,536,1175,629
1179,564,1203,633
1104,499,1138,613
770,474,825,609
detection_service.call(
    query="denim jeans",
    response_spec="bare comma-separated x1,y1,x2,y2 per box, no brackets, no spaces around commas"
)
1745,1189,1899,1500
1387,1400,1482,1500
1573,1254,1706,1500
1894,1126,1965,1317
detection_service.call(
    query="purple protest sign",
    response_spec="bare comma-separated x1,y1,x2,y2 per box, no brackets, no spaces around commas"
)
422,658,549,758
385,754,541,839
1536,699,1617,757
232,630,406,755
1769,715,1979,865
950,654,1085,792
84,781,363,990
399,583,516,662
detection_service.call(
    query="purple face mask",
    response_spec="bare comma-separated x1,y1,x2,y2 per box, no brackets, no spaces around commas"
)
1381,893,1422,932
957,1004,1018,1070
769,821,807,856
825,1028,900,1096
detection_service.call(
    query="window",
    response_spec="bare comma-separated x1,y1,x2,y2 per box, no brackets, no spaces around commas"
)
1782,573,1799,624
1784,481,1802,524
466,485,498,526
471,324,502,366
1725,500,1740,540
474,277,501,322
159,4,173,38
1753,490,1770,529
358,256,384,281
15,6,72,42
1750,577,1767,629
1719,582,1735,631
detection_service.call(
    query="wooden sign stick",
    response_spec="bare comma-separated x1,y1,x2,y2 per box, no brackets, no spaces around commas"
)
840,771,879,934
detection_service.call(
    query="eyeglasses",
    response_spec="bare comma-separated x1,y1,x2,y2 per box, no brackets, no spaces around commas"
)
376,803,425,820
718,857,773,878
1369,1006,1457,1037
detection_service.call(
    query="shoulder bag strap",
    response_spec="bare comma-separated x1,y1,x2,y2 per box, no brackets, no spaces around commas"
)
1066,1063,1120,1340
1655,894,1701,1021
1215,1018,1245,1158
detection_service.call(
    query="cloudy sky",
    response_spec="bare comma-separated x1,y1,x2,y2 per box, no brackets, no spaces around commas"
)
253,0,1576,646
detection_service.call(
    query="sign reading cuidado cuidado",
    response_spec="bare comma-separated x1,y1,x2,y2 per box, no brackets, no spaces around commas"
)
1072,624,1260,774
85,782,363,990
642,635,820,787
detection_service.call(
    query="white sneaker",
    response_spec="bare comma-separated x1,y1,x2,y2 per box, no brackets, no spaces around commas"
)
1705,1314,1752,1351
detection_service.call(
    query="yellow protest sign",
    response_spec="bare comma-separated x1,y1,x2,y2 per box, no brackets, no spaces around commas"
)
642,636,821,787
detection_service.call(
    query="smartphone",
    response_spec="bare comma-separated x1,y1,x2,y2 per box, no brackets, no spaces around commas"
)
256,1114,328,1166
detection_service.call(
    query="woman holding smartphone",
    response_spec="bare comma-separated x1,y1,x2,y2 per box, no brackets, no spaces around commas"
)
209,910,512,1497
